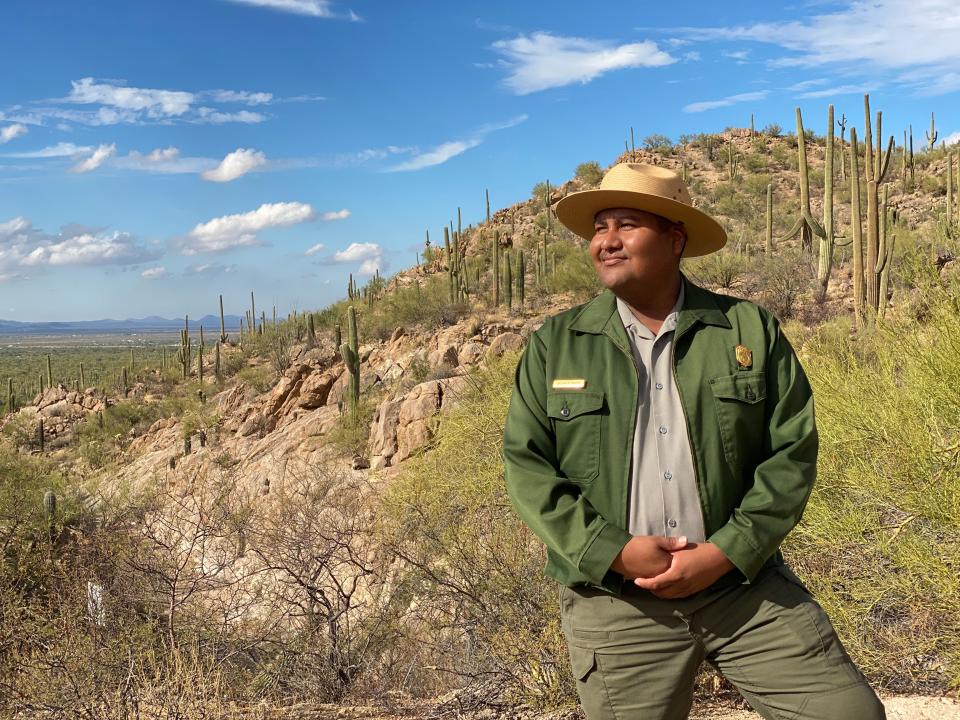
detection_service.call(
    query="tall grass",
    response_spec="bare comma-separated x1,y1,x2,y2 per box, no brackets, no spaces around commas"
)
788,277,960,691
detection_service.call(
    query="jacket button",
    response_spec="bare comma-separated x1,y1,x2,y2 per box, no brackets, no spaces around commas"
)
668,519,677,528
560,405,570,417
659,426,667,434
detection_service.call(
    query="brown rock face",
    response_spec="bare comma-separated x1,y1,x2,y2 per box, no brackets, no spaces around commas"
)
368,399,402,465
486,332,525,359
297,370,338,409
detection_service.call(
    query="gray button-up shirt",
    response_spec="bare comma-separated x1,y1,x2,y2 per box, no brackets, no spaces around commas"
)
615,283,707,542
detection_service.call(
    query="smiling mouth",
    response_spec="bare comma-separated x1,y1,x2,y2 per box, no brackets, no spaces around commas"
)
601,256,626,265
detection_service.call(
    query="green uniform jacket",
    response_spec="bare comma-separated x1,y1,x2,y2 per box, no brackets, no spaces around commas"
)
501,272,818,596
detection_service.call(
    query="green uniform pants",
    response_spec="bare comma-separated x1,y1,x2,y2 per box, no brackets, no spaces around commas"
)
559,564,885,720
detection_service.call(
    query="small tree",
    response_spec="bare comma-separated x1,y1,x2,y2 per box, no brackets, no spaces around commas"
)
574,161,603,186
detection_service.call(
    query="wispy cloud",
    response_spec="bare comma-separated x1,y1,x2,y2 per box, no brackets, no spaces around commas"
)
201,148,267,182
181,201,315,255
491,32,675,95
7,78,275,128
3,142,91,158
304,242,325,255
683,91,767,113
797,83,877,99
385,114,527,172
223,0,361,20
332,241,384,274
321,209,350,221
141,266,167,279
671,0,960,95
0,124,27,144
0,217,160,272
114,146,216,174
70,143,116,173
184,262,238,276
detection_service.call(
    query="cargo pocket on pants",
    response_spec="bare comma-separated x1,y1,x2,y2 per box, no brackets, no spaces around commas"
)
568,643,596,681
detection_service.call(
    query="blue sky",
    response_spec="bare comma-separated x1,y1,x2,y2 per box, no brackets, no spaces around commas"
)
1,0,958,321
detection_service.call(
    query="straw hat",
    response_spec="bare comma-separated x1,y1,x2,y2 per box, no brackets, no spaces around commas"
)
554,163,727,257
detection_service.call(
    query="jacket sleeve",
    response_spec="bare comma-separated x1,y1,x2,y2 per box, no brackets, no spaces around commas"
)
501,327,633,588
708,314,818,581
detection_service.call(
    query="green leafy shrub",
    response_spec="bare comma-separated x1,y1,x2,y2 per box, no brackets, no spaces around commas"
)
574,161,603,187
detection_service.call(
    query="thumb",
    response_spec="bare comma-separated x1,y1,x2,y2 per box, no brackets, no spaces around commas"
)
658,535,688,550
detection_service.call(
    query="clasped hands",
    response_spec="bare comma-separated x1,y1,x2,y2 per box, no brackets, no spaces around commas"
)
609,535,735,599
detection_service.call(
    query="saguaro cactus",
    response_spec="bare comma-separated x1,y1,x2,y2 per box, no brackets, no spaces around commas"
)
79,362,85,389
37,417,44,452
214,341,221,381
862,94,895,318
765,184,774,254
493,230,501,306
779,107,825,252
219,294,227,343
43,489,56,520
250,291,257,334
46,354,53,389
850,127,865,327
6,378,14,414
926,111,938,150
504,250,513,310
817,104,837,298
339,306,360,416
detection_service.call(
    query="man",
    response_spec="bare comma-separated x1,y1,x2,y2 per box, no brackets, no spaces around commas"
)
501,163,885,719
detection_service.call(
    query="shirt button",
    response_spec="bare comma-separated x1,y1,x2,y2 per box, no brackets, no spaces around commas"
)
655,382,663,390
664,471,672,480
659,425,667,434
668,519,677,528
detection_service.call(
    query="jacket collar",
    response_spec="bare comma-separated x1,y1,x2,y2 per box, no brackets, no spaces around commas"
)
566,271,731,350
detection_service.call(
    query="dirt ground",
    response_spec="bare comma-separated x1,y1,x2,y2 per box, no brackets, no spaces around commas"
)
690,693,960,719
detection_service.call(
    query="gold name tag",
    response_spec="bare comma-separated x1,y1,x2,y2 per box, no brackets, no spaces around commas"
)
552,378,586,389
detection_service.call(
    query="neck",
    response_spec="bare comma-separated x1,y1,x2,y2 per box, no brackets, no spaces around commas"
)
614,271,682,323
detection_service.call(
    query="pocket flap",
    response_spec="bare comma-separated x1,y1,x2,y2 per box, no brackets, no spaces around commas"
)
547,391,604,420
567,643,596,681
709,371,766,404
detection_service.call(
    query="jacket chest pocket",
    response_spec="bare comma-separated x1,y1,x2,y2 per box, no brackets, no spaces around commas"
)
547,390,604,483
709,370,766,474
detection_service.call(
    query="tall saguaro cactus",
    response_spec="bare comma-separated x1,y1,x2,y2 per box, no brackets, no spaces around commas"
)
926,111,938,150
849,127,865,327
339,306,360,416
779,108,825,252
862,94,895,317
817,104,837,298
219,294,227,343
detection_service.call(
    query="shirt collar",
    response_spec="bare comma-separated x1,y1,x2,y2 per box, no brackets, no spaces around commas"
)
615,281,685,341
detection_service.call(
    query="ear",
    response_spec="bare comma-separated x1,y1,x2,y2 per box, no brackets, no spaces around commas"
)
671,224,687,257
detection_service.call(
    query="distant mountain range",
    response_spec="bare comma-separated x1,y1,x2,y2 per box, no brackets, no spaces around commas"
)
0,315,247,335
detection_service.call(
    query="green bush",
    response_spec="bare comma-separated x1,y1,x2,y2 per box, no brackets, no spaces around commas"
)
574,161,603,187
376,351,573,709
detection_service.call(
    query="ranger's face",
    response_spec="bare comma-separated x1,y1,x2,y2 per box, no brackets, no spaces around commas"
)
590,208,684,293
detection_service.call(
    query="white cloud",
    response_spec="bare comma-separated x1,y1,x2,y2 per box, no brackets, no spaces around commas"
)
184,262,238,276
111,147,217,174
3,142,92,158
305,242,325,255
672,0,960,94
0,124,27,143
223,0,361,19
797,84,876,99
683,91,768,113
205,90,273,104
195,108,267,124
70,144,117,173
0,218,160,270
141,266,167,279
384,114,527,172
225,0,334,15
332,242,383,274
66,77,194,117
182,201,315,255
491,32,675,95
201,148,267,182
321,208,350,221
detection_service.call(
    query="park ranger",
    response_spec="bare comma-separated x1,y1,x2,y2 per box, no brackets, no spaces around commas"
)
501,163,885,719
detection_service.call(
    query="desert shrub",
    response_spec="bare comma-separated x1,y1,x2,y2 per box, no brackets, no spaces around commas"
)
234,363,277,394
542,243,600,301
753,249,814,320
326,392,380,458
376,351,573,709
682,250,750,289
574,161,603,187
762,123,782,137
531,181,550,203
643,133,673,151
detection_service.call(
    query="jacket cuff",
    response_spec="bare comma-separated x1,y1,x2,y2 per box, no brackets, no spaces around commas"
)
708,523,766,582
578,521,632,586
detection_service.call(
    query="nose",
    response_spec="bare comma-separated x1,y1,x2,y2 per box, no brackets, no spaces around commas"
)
597,222,623,251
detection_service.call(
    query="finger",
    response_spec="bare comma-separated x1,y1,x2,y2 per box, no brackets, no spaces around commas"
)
657,535,688,551
633,572,677,591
